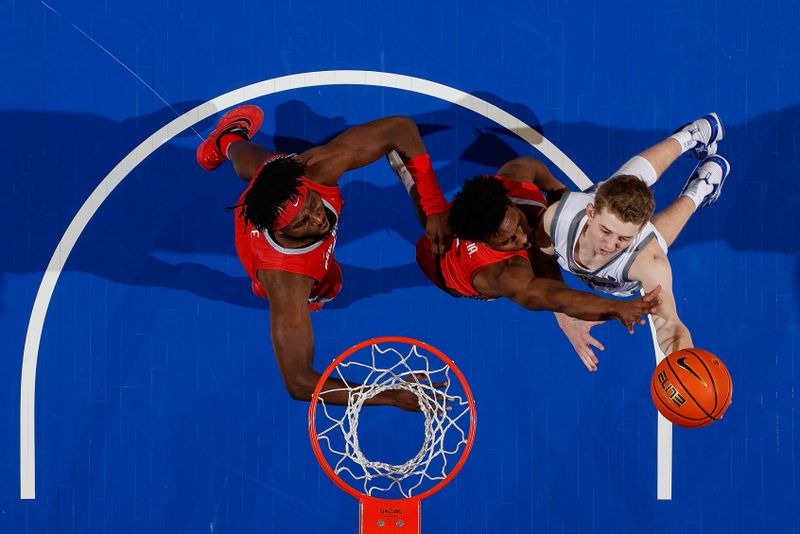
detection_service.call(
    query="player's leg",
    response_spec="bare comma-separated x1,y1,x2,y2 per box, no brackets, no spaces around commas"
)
227,142,283,183
650,196,696,247
652,155,730,246
614,113,724,187
613,136,686,189
196,105,281,182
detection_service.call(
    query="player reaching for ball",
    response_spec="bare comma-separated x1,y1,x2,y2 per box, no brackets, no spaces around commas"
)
393,114,728,372
535,113,730,370
390,153,663,348
197,105,452,409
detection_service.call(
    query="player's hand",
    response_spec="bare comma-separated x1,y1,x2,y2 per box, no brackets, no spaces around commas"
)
389,375,450,412
387,389,422,411
556,314,605,372
613,285,662,333
425,211,453,259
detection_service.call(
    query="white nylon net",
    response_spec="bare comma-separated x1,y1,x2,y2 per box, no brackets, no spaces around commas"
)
313,342,473,498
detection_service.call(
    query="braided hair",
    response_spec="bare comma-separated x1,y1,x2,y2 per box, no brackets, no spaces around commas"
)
228,155,306,231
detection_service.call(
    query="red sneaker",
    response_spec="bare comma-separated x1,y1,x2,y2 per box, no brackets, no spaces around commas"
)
196,105,264,170
307,301,326,312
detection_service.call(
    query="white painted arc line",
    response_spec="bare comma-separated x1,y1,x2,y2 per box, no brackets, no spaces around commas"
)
20,69,648,501
657,413,673,500
644,296,672,500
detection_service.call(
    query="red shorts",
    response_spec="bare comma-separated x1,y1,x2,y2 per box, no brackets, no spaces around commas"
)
248,259,343,309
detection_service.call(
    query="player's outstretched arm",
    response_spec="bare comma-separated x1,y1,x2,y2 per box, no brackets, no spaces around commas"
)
298,116,427,183
299,116,451,256
628,251,693,355
260,269,424,410
529,238,608,371
477,256,661,332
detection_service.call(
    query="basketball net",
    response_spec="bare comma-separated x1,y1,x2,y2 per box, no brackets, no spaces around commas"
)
309,337,477,533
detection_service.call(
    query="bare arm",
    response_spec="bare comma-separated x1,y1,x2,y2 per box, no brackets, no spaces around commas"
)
260,269,420,410
299,115,452,257
473,256,660,331
297,116,428,185
529,238,608,371
628,248,693,355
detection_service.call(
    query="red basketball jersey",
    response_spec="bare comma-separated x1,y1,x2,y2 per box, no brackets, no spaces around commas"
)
419,176,547,300
233,174,343,299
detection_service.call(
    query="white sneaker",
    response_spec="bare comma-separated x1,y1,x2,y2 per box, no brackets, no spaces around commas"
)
680,154,731,209
675,112,724,159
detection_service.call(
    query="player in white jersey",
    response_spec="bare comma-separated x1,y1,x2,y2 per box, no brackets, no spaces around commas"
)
536,113,730,371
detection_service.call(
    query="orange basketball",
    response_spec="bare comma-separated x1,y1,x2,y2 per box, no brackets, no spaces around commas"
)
650,348,732,428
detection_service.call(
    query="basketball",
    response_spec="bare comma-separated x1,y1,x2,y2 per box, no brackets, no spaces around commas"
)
650,349,732,428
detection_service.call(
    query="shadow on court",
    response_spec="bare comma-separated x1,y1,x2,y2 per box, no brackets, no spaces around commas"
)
1,98,797,310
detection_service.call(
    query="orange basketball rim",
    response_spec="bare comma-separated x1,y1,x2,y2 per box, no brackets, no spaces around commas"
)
308,336,478,533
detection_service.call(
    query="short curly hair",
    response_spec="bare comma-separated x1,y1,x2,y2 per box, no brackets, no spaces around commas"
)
448,176,511,242
594,175,655,225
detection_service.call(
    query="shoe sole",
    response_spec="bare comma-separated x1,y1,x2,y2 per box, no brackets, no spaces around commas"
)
676,112,725,159
699,154,730,208
197,105,264,170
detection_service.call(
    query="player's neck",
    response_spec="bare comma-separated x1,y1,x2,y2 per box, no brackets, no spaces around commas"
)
575,227,611,270
271,208,335,249
271,230,323,249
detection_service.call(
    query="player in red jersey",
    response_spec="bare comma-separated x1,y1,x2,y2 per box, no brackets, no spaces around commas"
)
197,105,451,409
390,154,661,371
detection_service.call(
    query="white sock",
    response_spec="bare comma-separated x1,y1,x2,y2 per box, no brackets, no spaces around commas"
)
680,180,713,209
613,155,658,187
668,130,694,154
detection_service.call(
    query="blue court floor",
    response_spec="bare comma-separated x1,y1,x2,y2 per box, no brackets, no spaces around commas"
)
2,1,799,533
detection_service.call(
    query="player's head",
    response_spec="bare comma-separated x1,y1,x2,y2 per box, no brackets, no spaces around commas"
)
234,155,331,241
449,176,530,252
585,174,654,256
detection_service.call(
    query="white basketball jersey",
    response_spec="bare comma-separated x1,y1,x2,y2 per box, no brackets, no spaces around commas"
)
549,192,668,297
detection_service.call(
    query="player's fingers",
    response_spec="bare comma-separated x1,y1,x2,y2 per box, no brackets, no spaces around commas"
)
408,373,430,383
431,238,442,259
622,318,634,333
443,233,453,252
422,388,455,412
643,285,662,302
581,353,597,372
586,336,605,351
